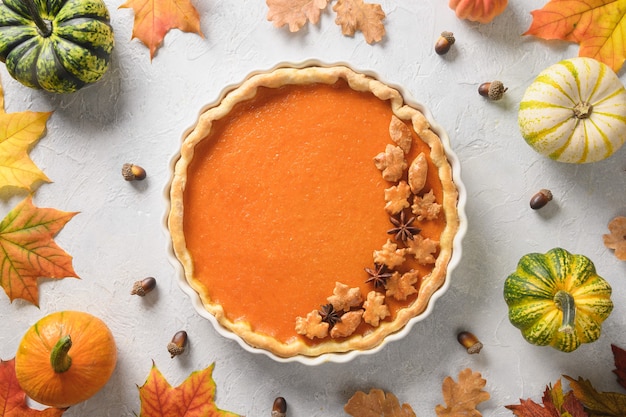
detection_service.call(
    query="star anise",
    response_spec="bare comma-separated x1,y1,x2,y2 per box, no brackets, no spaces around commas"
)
319,303,342,328
387,210,420,242
364,263,393,289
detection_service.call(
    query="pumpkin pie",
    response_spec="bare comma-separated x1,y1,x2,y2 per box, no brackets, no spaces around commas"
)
168,65,461,358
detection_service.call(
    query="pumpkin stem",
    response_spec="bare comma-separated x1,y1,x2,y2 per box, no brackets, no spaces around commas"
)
573,102,593,119
554,290,576,334
23,0,53,37
50,335,73,373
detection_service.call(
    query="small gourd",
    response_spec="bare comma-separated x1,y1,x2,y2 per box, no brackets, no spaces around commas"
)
448,0,508,23
0,0,114,93
15,311,117,407
518,57,626,163
504,248,613,352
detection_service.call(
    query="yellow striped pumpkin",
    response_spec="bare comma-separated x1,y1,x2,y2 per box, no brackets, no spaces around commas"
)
518,57,626,163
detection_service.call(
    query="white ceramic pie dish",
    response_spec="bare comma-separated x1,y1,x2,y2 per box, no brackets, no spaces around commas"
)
163,60,467,365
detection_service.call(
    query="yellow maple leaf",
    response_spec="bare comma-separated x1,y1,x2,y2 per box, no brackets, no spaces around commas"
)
119,0,204,60
524,0,626,72
0,78,51,193
333,0,386,44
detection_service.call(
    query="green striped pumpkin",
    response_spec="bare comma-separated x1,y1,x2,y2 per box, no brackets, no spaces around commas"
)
504,248,613,352
518,57,626,163
0,0,114,93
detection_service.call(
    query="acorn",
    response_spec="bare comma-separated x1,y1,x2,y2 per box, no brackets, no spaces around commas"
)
478,80,507,100
130,277,157,296
167,331,188,358
122,163,146,181
457,330,483,354
435,31,455,55
272,397,287,417
530,189,553,210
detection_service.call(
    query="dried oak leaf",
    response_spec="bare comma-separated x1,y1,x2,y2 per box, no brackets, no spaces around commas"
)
0,358,67,416
612,344,626,391
333,0,386,44
344,388,416,417
119,0,203,60
0,78,51,194
138,361,241,417
524,0,626,72
266,0,330,32
505,379,587,417
565,375,626,417
603,216,626,261
435,368,490,417
0,197,79,306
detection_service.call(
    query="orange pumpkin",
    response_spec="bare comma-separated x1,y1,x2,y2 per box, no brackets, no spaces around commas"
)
448,0,508,23
15,311,117,408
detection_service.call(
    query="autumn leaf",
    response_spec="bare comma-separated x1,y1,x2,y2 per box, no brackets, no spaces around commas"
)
333,0,385,44
119,0,203,60
266,0,385,44
565,376,626,417
0,78,51,194
435,368,490,417
612,344,626,391
266,0,329,32
523,0,626,72
0,358,67,416
137,362,241,417
0,196,79,306
505,379,588,417
344,388,416,417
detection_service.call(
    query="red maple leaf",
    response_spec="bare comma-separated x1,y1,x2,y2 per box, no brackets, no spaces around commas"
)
612,344,626,391
0,358,67,416
506,379,588,417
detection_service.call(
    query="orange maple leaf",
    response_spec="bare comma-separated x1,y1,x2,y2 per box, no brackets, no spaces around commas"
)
0,77,52,193
333,0,385,44
524,0,626,72
0,358,67,416
138,362,241,417
0,196,79,306
119,0,203,60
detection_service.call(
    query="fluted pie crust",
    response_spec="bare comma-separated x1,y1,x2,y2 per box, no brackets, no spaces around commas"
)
168,66,460,358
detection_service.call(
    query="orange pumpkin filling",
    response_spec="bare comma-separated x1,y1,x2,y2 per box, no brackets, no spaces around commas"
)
169,66,459,358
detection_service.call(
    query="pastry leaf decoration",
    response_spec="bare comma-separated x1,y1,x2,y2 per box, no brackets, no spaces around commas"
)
0,78,51,193
524,0,626,72
137,362,241,417
0,196,79,306
266,0,386,44
120,0,204,60
0,358,67,416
